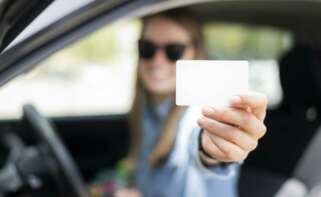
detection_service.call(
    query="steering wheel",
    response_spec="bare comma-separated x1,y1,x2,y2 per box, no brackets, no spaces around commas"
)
21,104,89,197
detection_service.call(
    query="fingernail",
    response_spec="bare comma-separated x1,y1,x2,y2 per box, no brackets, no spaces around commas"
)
202,106,215,115
230,95,241,104
198,117,207,125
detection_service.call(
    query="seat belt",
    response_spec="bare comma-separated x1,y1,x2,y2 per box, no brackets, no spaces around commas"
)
294,124,321,190
307,184,321,197
274,125,321,197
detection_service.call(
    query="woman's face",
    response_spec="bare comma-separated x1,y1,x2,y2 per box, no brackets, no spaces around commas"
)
138,17,196,98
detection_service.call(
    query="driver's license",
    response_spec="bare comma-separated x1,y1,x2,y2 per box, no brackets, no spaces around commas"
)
176,60,248,106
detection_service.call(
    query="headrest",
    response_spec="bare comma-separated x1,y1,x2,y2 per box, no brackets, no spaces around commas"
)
279,46,321,107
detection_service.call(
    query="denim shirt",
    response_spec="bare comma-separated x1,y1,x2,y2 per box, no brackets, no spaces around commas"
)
135,97,240,197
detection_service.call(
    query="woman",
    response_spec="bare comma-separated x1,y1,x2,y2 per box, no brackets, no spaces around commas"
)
94,8,267,197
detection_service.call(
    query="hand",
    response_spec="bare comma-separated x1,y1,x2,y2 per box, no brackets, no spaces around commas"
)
197,92,268,163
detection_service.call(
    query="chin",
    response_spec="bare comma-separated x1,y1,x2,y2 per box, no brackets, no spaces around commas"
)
146,84,173,96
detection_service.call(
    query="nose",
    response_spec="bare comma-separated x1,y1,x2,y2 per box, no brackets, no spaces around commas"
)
150,48,171,66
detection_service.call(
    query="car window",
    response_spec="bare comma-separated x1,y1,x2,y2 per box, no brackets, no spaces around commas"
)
0,19,141,119
0,20,292,119
204,23,292,107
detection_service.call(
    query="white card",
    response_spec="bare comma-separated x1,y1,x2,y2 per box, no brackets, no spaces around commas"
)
176,60,248,106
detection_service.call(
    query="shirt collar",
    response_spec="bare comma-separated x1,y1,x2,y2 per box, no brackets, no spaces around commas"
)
143,94,174,120
156,96,174,119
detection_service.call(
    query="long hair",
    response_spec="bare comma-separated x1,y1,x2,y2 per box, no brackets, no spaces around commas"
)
126,8,205,168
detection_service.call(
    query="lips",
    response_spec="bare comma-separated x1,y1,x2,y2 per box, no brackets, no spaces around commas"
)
146,67,171,81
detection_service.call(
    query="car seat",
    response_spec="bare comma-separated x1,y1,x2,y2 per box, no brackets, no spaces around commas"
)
239,45,321,197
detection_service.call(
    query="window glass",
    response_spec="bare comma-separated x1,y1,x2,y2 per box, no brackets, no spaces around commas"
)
204,23,292,107
0,21,291,119
0,20,141,119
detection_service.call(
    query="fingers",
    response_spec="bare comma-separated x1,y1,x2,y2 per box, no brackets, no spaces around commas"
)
201,130,248,162
202,106,267,139
196,91,268,163
198,117,259,152
229,91,268,121
201,131,226,159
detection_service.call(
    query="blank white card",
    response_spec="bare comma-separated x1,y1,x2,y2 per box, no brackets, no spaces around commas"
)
176,60,248,106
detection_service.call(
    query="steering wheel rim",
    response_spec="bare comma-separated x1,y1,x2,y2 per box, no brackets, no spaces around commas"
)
22,104,89,197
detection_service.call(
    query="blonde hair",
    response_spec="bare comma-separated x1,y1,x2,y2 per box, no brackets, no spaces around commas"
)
126,8,204,168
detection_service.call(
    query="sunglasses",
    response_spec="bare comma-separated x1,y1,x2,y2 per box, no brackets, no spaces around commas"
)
138,39,190,62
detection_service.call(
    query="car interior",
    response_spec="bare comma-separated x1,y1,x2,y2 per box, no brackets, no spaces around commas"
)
0,0,320,197
240,44,321,197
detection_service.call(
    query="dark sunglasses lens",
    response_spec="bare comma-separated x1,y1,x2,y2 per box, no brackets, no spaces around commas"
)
138,40,156,59
166,44,186,61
